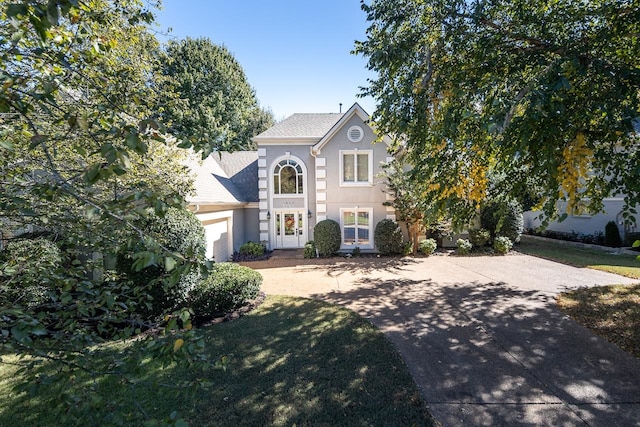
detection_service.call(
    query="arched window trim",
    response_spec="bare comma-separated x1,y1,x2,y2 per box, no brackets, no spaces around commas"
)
272,157,305,197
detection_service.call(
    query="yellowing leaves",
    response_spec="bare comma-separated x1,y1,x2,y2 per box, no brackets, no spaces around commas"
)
173,338,184,353
557,132,593,212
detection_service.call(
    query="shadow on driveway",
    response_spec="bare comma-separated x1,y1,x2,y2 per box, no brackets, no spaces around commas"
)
309,276,640,426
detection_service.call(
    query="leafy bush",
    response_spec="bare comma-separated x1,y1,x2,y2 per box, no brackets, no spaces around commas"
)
117,208,206,318
374,219,404,255
625,232,640,247
304,241,317,259
239,241,265,258
469,228,491,247
493,236,513,255
604,221,622,247
190,263,262,319
351,246,361,257
480,198,524,243
314,219,341,257
0,238,63,307
456,238,472,255
419,238,437,255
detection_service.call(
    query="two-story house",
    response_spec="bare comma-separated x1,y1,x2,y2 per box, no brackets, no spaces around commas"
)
189,103,394,260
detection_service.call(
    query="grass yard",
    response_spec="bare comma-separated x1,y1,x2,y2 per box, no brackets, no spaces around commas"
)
518,237,640,359
557,284,640,359
517,237,640,279
0,295,435,427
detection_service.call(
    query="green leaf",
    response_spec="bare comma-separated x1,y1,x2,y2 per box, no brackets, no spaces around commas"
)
46,1,60,25
6,4,28,17
632,240,640,248
85,163,102,184
29,134,48,149
164,256,177,272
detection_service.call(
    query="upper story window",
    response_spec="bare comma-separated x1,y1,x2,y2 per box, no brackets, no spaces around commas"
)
340,150,373,186
273,159,304,194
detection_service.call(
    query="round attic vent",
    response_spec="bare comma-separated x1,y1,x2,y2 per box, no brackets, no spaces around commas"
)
347,125,364,142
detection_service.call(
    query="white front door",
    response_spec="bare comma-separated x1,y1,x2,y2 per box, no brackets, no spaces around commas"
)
275,210,305,248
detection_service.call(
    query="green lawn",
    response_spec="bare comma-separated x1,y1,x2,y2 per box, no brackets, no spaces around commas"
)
517,237,640,279
517,237,640,359
0,296,435,427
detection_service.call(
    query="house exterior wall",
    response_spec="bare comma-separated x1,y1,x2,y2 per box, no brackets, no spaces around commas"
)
258,145,316,249
314,115,390,251
524,198,639,242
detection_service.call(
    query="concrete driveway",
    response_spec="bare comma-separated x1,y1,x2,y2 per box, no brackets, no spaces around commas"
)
252,252,640,426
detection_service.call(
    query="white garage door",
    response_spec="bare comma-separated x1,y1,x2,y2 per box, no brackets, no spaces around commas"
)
204,220,230,262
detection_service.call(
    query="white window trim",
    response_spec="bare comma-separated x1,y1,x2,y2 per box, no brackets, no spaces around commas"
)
340,207,374,250
271,157,306,199
339,149,373,187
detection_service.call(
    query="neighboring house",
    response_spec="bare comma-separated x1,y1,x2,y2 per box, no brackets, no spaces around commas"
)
524,120,640,243
186,151,260,261
188,102,394,255
524,200,639,243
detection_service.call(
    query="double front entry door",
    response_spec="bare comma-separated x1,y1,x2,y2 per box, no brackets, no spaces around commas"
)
274,210,305,249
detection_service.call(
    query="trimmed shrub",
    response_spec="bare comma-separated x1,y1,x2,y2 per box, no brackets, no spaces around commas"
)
239,241,265,258
374,219,405,255
117,207,206,318
304,241,317,259
0,238,63,307
604,221,622,247
469,228,491,247
419,238,437,255
493,236,513,255
314,219,341,257
190,263,262,319
456,238,472,255
480,199,524,243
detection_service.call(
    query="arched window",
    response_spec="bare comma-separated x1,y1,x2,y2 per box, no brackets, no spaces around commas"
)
273,159,303,194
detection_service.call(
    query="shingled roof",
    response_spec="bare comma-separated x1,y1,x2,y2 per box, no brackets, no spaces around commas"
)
186,151,258,206
253,113,344,140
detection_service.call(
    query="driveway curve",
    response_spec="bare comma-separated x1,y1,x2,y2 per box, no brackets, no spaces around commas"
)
250,252,640,426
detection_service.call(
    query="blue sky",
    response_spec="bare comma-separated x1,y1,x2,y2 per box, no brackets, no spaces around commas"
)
153,1,377,120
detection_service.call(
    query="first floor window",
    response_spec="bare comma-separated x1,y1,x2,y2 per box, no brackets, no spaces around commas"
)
341,208,372,247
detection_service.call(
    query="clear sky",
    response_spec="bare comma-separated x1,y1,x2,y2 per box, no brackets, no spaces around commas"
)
153,0,377,121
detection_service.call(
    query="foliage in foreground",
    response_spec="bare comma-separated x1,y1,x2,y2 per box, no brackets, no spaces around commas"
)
557,284,640,359
0,0,257,422
355,0,640,228
0,296,435,426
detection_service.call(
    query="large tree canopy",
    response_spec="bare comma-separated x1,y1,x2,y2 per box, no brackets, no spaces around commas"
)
355,0,640,228
0,1,208,422
157,37,273,155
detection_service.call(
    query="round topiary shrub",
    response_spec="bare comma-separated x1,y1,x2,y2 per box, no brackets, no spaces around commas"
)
419,238,437,256
189,262,262,320
604,221,622,247
117,207,207,318
374,219,404,255
469,228,491,247
456,238,473,255
480,198,524,243
493,236,513,255
314,219,341,257
0,237,63,307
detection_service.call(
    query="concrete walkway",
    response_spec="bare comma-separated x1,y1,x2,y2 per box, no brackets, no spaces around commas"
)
252,253,640,426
